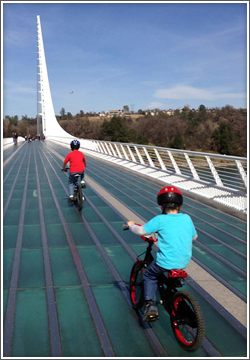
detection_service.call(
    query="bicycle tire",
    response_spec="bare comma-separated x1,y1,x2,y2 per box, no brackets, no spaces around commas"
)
129,262,145,309
75,185,83,211
170,291,205,351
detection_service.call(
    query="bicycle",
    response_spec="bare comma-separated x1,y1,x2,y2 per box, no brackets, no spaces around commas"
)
123,224,205,352
62,168,85,211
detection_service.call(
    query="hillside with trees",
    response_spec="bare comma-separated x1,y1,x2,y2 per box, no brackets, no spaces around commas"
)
3,105,247,157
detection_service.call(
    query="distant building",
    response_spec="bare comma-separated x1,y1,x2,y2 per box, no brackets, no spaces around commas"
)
105,110,124,117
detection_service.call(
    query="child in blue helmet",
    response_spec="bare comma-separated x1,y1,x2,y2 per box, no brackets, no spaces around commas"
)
62,139,86,202
127,186,197,322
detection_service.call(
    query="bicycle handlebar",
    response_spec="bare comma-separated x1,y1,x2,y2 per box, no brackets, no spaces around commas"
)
62,167,69,172
122,223,157,242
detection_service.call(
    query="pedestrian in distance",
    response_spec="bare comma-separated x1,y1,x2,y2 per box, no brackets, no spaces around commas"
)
62,139,87,202
13,133,18,145
126,186,198,322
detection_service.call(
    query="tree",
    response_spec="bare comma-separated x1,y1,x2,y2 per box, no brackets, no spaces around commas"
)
80,110,84,117
212,121,236,155
60,108,66,119
198,104,207,121
123,105,130,114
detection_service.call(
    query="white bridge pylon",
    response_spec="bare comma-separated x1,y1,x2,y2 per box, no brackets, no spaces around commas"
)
36,15,74,140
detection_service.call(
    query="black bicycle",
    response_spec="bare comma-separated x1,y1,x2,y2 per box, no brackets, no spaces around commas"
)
62,168,85,211
124,224,205,352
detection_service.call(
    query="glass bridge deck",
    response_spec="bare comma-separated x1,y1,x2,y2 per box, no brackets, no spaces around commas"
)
2,141,247,357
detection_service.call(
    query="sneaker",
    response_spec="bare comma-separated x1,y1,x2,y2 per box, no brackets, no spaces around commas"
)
81,181,86,188
68,195,74,202
143,301,159,322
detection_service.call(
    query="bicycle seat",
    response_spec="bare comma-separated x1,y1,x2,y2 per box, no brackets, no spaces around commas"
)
74,174,81,178
168,269,187,278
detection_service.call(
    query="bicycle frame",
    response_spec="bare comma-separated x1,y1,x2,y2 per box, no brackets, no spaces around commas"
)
136,240,185,314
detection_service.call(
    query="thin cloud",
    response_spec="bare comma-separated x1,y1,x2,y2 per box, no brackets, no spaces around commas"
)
154,85,245,101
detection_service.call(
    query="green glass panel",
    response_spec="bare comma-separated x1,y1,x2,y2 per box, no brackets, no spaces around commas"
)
196,223,245,247
61,208,83,224
49,248,81,286
46,224,69,247
3,225,18,249
89,223,119,245
14,183,25,190
55,286,103,357
192,246,247,290
41,189,52,197
68,223,94,246
3,210,20,226
24,208,40,225
207,244,247,272
11,288,50,357
87,196,108,207
41,197,56,209
197,233,247,256
77,246,114,284
6,198,23,210
97,206,122,222
227,281,247,296
82,206,102,223
54,188,67,197
18,249,45,288
10,190,24,199
104,245,134,280
3,250,14,289
22,225,42,248
92,285,156,357
43,208,61,224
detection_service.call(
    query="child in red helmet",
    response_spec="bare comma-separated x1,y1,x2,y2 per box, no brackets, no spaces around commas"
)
127,186,197,322
62,140,86,202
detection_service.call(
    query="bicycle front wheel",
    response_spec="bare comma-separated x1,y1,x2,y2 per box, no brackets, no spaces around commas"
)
130,262,145,310
170,291,205,351
75,185,83,211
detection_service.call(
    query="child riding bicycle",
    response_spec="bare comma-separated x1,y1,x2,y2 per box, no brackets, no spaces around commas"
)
126,186,198,322
62,139,87,202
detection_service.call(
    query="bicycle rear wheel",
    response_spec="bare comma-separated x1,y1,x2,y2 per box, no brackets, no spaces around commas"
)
75,185,83,211
129,262,145,309
170,291,205,351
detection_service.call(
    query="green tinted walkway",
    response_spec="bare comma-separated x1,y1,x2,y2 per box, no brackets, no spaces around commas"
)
2,141,247,357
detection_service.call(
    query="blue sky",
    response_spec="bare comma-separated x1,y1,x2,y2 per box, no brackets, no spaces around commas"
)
2,1,248,119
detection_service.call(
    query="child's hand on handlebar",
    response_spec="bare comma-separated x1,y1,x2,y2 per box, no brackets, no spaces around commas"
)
127,221,135,227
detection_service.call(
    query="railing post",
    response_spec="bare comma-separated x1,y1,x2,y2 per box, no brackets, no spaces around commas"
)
134,146,145,164
127,145,136,162
120,144,129,160
109,143,117,157
184,153,200,180
167,150,181,174
143,147,155,167
114,143,122,158
235,160,247,188
104,142,112,155
99,142,107,154
154,149,167,170
205,156,224,186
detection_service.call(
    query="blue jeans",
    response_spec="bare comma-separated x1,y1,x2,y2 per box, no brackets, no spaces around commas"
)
68,172,84,196
144,259,168,302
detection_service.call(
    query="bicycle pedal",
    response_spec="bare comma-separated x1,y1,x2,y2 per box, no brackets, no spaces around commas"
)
143,314,159,322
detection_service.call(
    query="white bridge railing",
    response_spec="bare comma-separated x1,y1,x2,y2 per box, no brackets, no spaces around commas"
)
46,136,247,214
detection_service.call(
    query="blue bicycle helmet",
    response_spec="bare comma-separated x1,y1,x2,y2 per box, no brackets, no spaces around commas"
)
70,139,80,150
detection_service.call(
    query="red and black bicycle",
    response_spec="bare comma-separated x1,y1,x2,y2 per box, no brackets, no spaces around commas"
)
124,224,205,352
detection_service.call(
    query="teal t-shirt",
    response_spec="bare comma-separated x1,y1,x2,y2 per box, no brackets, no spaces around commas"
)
143,213,197,270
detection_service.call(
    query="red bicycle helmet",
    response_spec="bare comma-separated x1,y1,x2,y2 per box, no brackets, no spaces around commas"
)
157,186,183,208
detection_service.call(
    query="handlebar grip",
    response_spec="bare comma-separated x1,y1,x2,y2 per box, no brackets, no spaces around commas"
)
122,224,129,231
